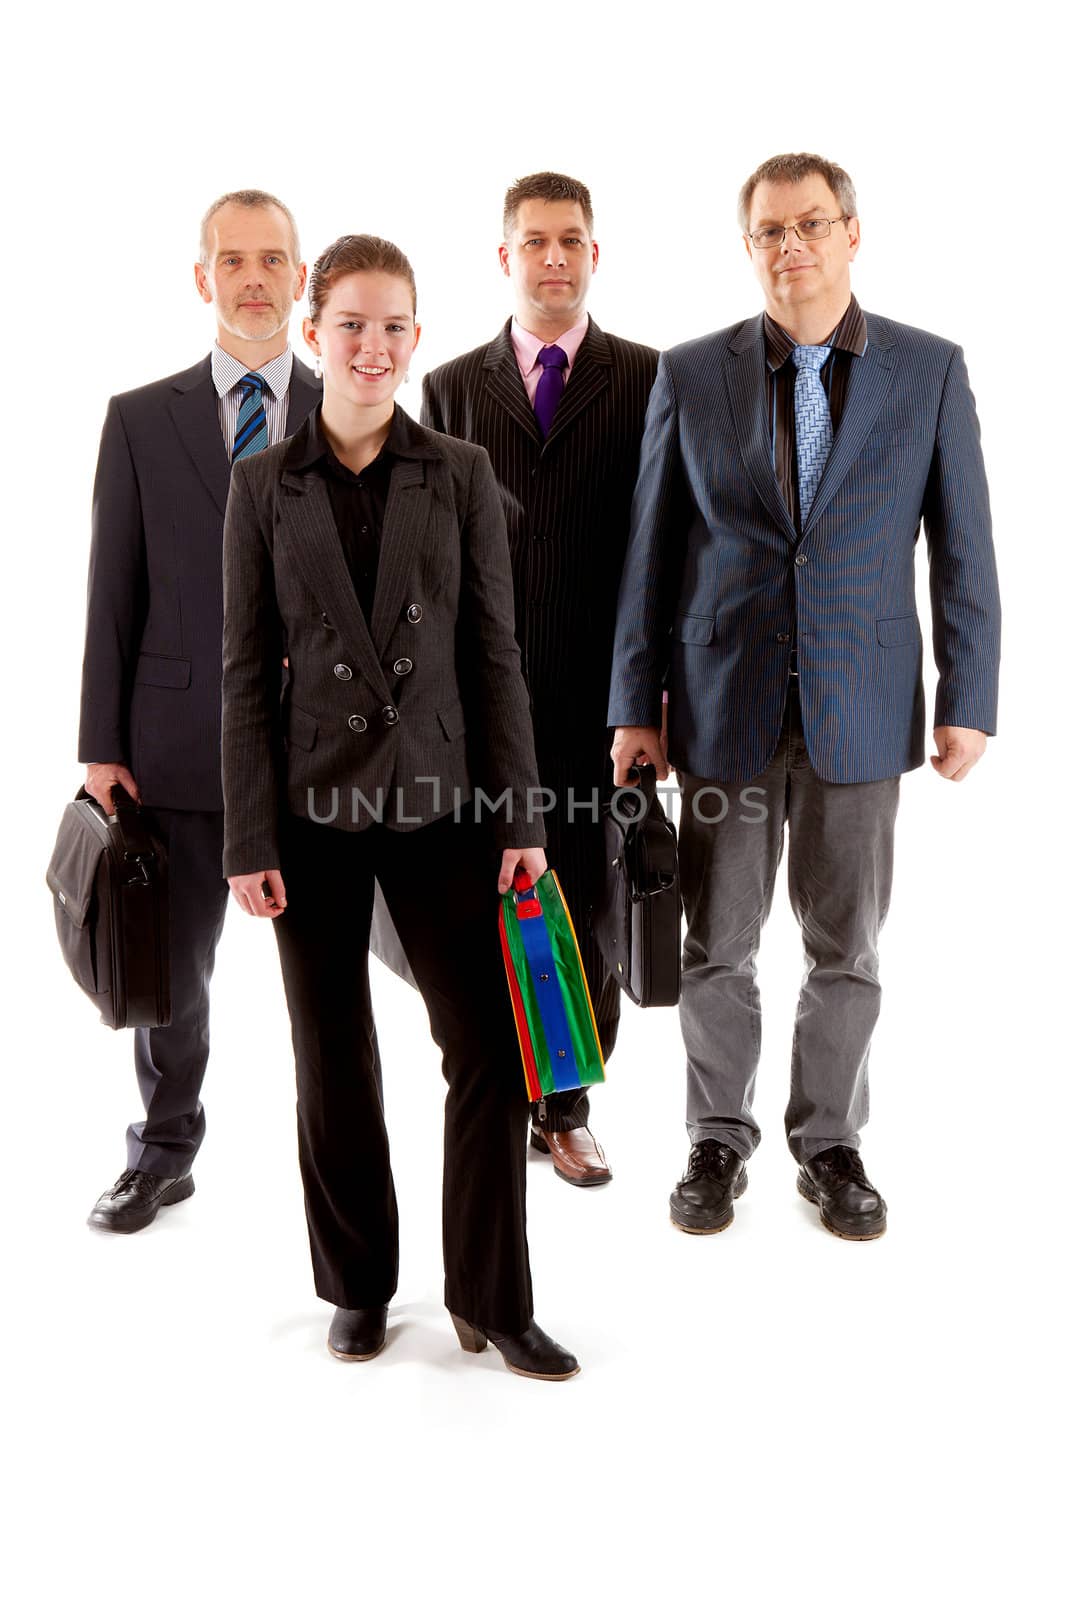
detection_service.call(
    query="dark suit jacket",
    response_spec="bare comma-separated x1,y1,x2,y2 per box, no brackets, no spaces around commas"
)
421,317,659,781
78,353,321,810
608,311,1001,784
221,406,545,877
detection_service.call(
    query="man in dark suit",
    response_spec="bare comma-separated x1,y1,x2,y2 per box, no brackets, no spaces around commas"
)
79,188,320,1233
421,172,659,1186
609,153,1001,1240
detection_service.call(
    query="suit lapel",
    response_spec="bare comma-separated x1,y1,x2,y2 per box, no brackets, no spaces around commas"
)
725,321,796,543
278,470,392,701
543,319,611,448
484,322,543,446
369,460,432,654
168,354,322,517
285,359,321,436
168,357,231,517
802,339,895,533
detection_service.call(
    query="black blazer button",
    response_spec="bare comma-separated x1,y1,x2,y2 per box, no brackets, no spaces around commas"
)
321,612,332,627
776,632,790,643
348,714,368,733
406,603,423,623
333,663,353,681
393,658,413,676
382,705,399,726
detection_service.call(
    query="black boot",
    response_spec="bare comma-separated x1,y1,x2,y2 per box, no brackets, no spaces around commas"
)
450,1314,579,1380
669,1139,748,1234
798,1146,887,1240
327,1306,388,1361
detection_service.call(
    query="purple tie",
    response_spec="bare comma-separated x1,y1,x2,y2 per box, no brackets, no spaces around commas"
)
533,344,568,438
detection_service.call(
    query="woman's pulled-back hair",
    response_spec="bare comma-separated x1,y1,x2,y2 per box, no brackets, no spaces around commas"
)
307,234,417,322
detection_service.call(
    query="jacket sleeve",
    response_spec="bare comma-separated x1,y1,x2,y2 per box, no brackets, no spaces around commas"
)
221,462,285,876
607,352,687,729
923,345,1001,733
77,397,147,765
457,447,546,850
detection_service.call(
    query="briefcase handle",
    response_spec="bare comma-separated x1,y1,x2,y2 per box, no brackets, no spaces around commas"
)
612,763,660,820
75,784,158,873
108,786,159,868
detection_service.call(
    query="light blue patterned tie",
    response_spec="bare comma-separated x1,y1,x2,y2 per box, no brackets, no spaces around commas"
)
232,372,268,463
791,343,833,524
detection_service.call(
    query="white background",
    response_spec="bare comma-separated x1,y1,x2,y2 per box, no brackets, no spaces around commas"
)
3,2,1062,1596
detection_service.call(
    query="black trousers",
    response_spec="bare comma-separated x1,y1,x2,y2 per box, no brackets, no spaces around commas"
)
129,808,229,1177
273,810,534,1335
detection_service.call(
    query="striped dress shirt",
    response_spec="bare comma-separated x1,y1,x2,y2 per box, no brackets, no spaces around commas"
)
765,294,868,531
210,344,293,455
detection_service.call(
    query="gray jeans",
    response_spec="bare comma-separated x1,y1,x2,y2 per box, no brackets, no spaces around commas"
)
678,683,900,1163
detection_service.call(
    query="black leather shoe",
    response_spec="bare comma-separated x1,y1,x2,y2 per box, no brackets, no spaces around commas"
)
798,1145,887,1240
327,1306,388,1362
87,1168,195,1234
669,1139,748,1233
450,1313,579,1380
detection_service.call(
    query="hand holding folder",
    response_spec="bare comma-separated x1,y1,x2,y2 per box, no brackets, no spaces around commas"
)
499,869,606,1102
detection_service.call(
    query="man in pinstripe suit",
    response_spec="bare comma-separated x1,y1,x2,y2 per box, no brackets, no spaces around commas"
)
609,153,1000,1240
420,172,660,1185
79,190,321,1233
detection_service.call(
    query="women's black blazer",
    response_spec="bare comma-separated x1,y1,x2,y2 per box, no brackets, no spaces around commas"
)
221,407,545,877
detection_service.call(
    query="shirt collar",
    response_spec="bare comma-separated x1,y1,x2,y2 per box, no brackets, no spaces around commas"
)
510,313,590,379
211,343,294,400
287,402,415,474
763,294,868,371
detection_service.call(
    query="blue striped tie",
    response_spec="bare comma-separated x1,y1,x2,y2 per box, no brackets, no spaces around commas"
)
232,373,268,463
792,343,833,524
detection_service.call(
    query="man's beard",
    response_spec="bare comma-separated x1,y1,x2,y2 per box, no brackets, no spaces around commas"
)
220,299,289,342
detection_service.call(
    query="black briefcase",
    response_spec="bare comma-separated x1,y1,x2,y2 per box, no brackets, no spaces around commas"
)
46,787,171,1029
594,765,681,1007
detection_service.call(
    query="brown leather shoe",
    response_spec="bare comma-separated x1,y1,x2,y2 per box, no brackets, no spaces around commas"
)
530,1127,612,1187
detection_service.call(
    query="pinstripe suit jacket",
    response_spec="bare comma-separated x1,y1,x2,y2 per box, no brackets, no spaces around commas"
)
221,409,545,877
422,318,659,778
608,310,1001,784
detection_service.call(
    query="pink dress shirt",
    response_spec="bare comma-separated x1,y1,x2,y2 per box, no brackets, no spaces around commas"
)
510,315,590,405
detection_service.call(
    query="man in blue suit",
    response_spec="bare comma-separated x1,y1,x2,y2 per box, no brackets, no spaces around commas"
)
608,153,1000,1241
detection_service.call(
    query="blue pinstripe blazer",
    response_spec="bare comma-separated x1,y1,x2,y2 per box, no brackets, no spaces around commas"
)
607,310,1001,784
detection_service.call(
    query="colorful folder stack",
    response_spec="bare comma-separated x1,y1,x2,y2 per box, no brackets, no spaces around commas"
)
499,869,606,1102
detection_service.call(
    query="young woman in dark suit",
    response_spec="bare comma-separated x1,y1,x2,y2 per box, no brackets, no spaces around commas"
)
221,235,578,1379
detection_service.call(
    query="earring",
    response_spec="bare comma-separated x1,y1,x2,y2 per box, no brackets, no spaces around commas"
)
314,356,322,379
404,371,411,384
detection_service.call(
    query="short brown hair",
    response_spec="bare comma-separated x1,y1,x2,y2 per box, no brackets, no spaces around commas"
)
503,171,594,238
199,189,300,263
737,153,858,232
307,235,418,322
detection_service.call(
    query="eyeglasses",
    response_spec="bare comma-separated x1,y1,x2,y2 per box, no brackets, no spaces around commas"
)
748,217,849,249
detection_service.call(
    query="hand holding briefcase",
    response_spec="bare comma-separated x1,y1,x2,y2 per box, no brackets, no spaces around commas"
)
594,764,681,1008
46,786,170,1029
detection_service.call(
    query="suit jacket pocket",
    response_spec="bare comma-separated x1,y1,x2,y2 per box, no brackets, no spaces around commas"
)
876,615,922,647
437,701,466,741
134,653,191,689
672,614,717,646
286,704,318,751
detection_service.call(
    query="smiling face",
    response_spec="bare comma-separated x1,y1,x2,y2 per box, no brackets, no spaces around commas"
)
302,270,420,410
499,199,598,334
744,175,860,326
195,202,305,344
